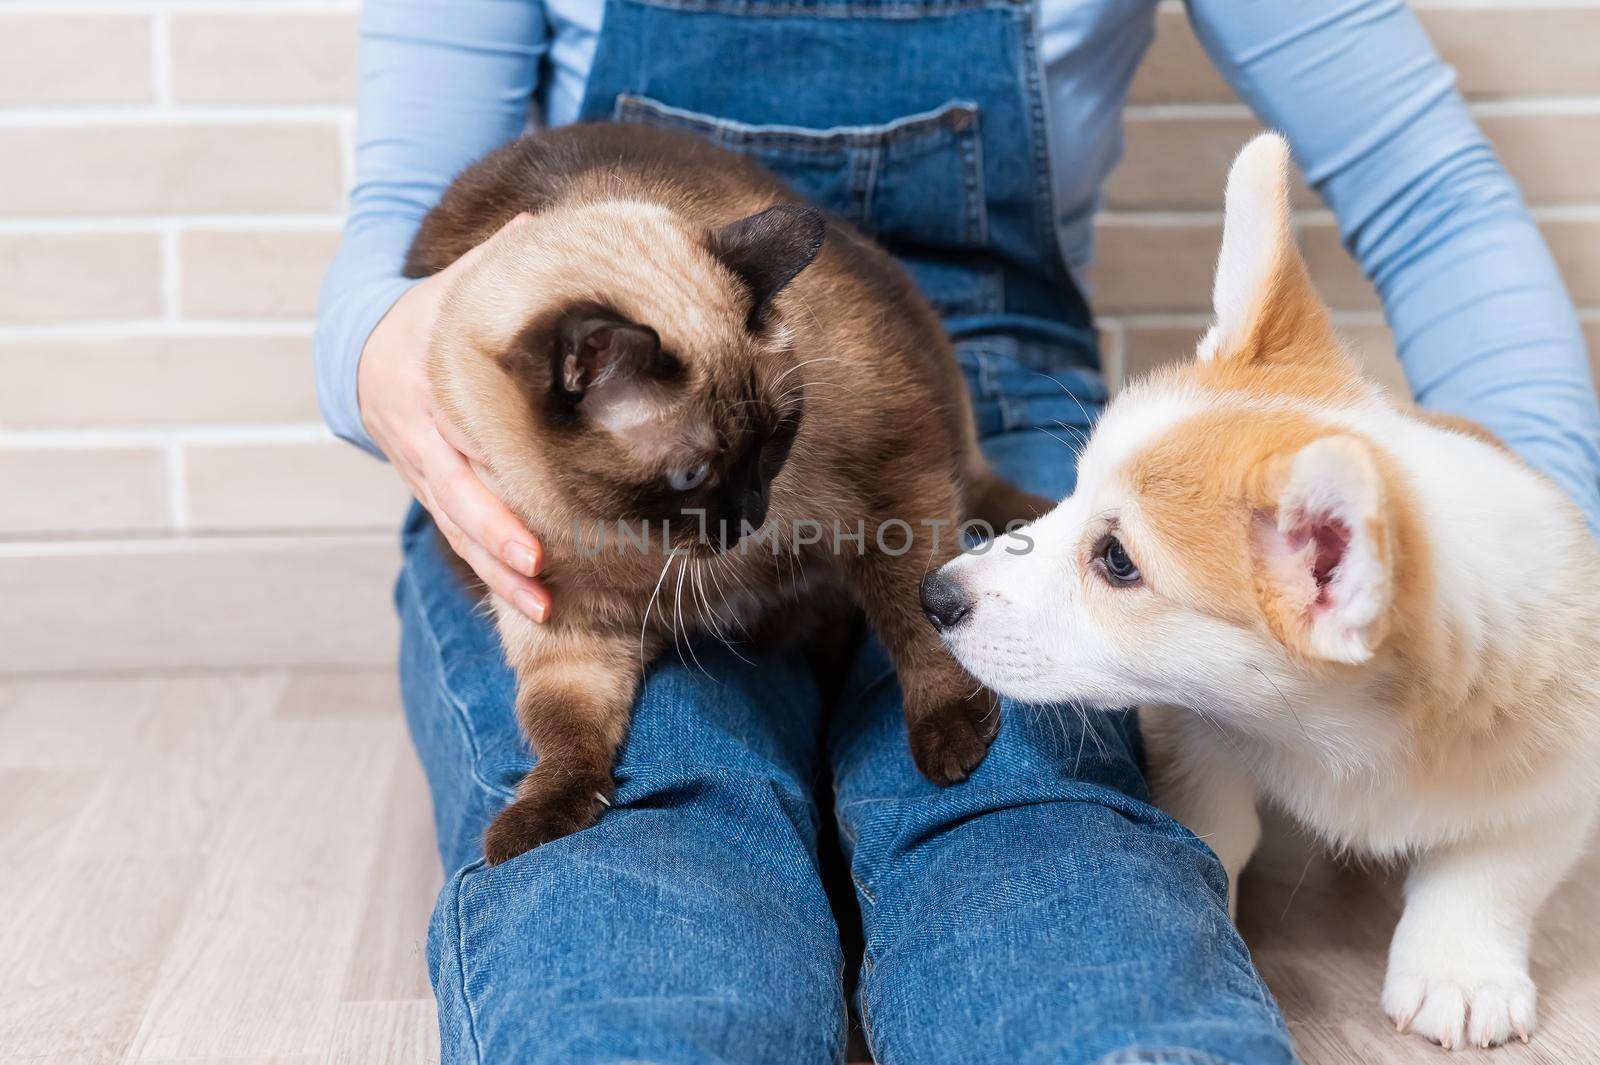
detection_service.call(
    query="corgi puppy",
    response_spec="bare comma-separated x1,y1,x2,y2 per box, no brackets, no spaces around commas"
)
920,132,1600,1051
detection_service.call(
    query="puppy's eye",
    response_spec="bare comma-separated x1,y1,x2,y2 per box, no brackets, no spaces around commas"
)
667,462,710,492
1096,535,1142,586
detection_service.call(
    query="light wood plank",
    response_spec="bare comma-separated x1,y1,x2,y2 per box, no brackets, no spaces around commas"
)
0,857,203,1065
0,769,99,869
340,744,441,1003
0,677,168,770
57,675,286,860
131,1059,320,1065
325,1001,440,1065
123,714,404,1061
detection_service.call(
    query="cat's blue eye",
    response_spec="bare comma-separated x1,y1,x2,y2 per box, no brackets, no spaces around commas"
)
668,463,710,492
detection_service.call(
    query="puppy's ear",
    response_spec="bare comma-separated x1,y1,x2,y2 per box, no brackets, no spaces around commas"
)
555,313,662,399
1197,133,1334,366
1254,435,1394,664
710,204,826,329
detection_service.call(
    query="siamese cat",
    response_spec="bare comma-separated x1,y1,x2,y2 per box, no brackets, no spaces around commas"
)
408,123,1043,865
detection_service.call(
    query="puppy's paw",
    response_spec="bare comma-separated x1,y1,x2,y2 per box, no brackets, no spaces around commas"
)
1382,961,1536,1050
907,687,1000,785
483,770,614,865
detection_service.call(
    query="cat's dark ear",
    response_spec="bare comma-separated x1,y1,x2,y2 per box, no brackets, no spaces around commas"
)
555,313,662,399
710,204,826,329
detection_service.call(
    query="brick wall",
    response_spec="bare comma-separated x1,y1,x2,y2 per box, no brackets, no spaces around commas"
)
1,1,1595,672
1093,3,1600,401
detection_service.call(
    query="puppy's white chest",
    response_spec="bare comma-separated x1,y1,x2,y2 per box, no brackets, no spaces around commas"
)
1251,752,1418,856
1238,729,1596,859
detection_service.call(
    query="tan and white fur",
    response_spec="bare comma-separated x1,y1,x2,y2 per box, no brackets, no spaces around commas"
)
922,133,1600,1051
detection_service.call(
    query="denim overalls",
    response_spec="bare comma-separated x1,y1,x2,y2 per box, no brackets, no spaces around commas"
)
574,0,1109,473
401,2,1296,1061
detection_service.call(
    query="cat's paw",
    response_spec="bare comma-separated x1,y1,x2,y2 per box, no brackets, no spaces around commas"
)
483,770,614,865
1382,960,1537,1050
907,687,1000,785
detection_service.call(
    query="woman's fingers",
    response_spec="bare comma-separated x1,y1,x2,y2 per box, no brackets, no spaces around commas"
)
413,423,549,621
434,510,551,623
432,407,486,466
420,429,541,574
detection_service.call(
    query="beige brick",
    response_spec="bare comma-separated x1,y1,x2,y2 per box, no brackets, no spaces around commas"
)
1544,220,1600,306
185,441,409,532
1129,8,1600,105
1478,116,1600,206
180,230,342,319
1121,320,1409,398
0,336,319,428
1108,117,1318,210
1088,221,1219,314
0,536,400,672
1422,8,1600,99
1091,219,1597,318
0,125,342,216
0,233,162,323
1129,7,1233,105
170,12,357,105
1114,118,1598,215
1119,324,1202,384
1303,227,1600,318
1110,113,1600,211
0,448,167,537
1300,224,1378,312
0,14,152,106
1335,323,1410,399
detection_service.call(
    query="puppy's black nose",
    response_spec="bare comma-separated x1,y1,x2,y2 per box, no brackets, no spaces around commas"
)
920,570,971,632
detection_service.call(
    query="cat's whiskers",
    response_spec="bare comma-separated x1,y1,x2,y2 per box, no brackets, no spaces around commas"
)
701,551,747,637
693,557,755,665
689,556,718,632
774,376,847,399
640,548,680,674
770,355,843,392
672,551,718,683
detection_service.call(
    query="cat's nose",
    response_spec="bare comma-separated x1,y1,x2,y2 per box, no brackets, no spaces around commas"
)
920,570,971,632
738,488,769,533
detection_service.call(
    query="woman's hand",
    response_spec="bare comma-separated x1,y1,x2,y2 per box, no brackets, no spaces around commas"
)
358,214,551,622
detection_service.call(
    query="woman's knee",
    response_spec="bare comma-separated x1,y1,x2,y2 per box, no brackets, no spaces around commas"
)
427,826,848,1065
851,797,1288,1065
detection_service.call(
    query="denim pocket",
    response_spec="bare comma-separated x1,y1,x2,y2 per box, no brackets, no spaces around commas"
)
613,93,987,253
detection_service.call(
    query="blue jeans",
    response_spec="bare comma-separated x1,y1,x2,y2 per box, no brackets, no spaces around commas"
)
397,340,1296,1064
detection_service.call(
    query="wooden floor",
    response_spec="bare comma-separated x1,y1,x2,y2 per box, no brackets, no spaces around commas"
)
1,671,1596,1064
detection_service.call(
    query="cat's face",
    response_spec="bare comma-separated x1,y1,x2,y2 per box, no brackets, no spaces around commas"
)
434,200,826,553
519,297,807,551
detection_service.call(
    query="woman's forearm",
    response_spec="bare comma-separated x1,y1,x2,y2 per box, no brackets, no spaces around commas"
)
1189,0,1600,533
316,0,549,456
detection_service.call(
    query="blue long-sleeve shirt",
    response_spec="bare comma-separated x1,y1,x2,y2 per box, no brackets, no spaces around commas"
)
317,0,1600,534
